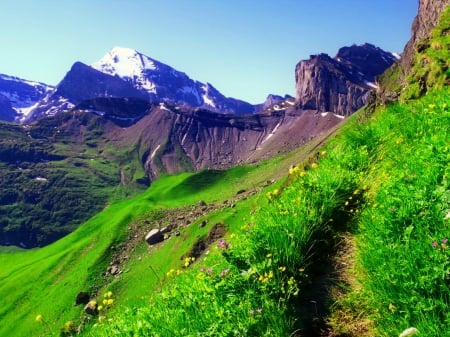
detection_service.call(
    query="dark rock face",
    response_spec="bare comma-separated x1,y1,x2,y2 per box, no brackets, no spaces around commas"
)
295,44,397,115
25,62,147,123
399,0,449,84
0,93,17,122
0,74,53,122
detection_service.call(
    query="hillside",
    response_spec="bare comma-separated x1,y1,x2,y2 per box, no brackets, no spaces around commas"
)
0,1,448,336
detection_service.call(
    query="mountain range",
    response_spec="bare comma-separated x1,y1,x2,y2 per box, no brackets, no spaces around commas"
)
0,43,397,124
0,43,398,247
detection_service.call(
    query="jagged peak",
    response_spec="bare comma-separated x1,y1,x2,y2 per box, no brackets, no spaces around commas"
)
91,46,158,78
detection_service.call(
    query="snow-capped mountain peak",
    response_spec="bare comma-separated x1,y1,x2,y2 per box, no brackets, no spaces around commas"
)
91,47,158,92
91,47,255,114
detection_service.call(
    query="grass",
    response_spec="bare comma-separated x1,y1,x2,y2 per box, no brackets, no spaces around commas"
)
1,88,447,336
0,134,320,337
69,88,448,337
0,90,447,336
2,10,449,333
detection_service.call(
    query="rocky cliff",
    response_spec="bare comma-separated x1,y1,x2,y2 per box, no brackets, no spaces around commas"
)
377,0,449,103
400,0,449,82
295,44,397,115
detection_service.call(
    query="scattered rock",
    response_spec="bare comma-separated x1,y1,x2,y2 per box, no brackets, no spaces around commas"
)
145,229,164,245
75,292,90,305
198,200,207,207
108,265,119,275
199,220,207,228
84,300,98,316
160,224,174,233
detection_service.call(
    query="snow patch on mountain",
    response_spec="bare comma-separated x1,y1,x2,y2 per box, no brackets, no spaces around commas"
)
91,46,158,93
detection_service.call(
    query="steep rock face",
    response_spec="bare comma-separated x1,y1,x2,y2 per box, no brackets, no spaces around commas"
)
0,93,16,122
295,44,397,115
400,0,449,81
106,103,344,180
376,0,449,103
0,74,53,122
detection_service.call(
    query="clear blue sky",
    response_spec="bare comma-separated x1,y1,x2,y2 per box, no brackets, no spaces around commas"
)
0,0,417,104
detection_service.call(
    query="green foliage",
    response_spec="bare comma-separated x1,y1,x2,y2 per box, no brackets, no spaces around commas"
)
1,86,449,336
402,6,450,101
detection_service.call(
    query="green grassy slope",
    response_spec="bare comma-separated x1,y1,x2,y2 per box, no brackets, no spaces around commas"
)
76,88,448,337
0,133,328,337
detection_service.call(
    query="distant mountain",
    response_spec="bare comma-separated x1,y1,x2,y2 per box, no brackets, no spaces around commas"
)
0,74,54,122
24,62,147,123
295,43,399,115
22,47,256,122
255,94,295,111
91,47,255,114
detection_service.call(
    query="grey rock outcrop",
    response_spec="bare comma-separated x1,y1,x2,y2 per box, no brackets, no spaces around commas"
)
145,229,164,245
295,44,397,116
399,0,449,84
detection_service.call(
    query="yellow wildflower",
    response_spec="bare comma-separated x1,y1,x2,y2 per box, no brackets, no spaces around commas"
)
35,314,43,322
388,303,395,312
278,266,286,272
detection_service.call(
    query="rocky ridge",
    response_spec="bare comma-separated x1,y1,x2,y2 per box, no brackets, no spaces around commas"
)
295,43,398,115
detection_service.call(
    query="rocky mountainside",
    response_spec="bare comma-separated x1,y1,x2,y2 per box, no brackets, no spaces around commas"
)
21,47,256,123
400,0,449,83
92,47,255,114
295,43,398,115
377,0,449,103
24,62,147,123
0,74,54,122
109,102,342,179
0,94,16,122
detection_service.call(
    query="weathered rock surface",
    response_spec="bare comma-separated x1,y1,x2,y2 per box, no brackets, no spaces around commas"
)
295,44,397,115
145,229,164,245
399,0,449,84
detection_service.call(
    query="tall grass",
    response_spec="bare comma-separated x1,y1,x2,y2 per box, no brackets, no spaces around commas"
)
77,89,449,336
354,91,450,335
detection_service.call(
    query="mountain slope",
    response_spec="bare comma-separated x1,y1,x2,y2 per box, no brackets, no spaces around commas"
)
0,74,53,122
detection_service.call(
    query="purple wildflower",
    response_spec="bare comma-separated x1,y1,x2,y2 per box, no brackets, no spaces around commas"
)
442,238,448,244
207,267,213,275
199,267,206,272
217,239,230,250
431,241,438,247
219,269,229,277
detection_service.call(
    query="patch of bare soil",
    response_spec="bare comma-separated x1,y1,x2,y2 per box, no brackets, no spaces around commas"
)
319,234,373,337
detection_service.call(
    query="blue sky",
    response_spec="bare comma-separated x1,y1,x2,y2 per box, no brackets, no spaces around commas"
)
0,0,417,103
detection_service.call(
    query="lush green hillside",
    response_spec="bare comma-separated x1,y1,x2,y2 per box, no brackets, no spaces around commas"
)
0,110,147,248
0,131,328,337
72,88,447,337
2,6,448,337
